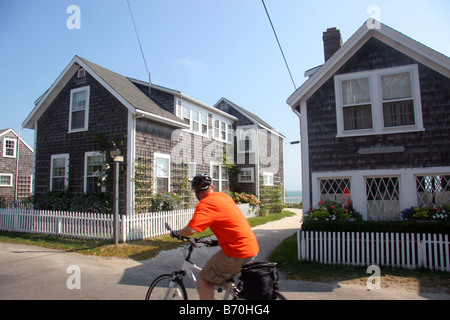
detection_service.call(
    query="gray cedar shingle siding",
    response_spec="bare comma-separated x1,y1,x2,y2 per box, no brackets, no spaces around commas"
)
34,69,129,198
306,37,450,177
0,131,34,200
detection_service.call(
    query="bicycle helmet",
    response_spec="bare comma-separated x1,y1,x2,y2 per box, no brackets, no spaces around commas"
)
191,173,212,192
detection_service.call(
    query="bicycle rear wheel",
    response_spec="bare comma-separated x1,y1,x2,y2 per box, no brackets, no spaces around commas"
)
145,274,187,300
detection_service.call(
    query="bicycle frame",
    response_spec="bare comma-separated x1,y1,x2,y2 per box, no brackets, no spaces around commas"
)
170,243,238,300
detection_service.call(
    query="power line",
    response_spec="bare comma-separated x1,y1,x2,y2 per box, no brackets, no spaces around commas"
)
127,0,152,91
261,0,297,90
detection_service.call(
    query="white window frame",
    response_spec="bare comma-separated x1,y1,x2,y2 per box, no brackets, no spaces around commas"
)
239,168,255,183
210,162,228,191
178,100,209,137
84,151,105,193
263,172,274,186
50,154,69,191
154,153,170,193
68,86,90,133
188,162,196,180
334,64,423,137
213,118,233,144
0,174,13,187
3,138,17,158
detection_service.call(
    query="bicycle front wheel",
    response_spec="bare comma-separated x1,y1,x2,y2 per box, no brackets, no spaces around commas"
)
145,274,187,300
273,291,287,300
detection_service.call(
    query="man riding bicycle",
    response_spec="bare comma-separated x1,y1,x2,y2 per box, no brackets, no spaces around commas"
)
172,174,259,300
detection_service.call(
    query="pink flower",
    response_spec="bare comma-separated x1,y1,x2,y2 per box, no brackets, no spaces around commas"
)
331,205,335,209
318,201,324,205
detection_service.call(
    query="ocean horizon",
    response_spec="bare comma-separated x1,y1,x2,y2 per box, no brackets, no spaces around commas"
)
285,190,302,203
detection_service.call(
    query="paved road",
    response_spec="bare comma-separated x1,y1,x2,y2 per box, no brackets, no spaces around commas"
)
1,209,449,300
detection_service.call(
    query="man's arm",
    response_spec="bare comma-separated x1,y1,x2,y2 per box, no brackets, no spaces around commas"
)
176,226,197,237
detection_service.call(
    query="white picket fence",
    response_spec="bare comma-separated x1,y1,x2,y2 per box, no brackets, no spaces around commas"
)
297,230,450,272
0,203,255,243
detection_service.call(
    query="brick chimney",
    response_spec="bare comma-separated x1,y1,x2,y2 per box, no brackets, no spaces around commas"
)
323,27,342,62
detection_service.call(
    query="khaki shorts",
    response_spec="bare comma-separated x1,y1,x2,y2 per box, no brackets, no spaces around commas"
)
199,250,256,286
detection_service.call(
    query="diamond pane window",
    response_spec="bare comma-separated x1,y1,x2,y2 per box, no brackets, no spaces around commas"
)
365,177,400,220
416,175,450,207
319,178,351,204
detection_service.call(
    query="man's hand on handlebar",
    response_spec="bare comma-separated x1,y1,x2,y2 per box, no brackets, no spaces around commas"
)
170,230,186,241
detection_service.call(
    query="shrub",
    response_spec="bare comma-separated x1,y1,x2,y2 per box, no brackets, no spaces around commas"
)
32,191,111,213
151,191,183,211
70,193,111,214
301,220,450,235
225,190,261,207
259,178,285,214
304,200,362,222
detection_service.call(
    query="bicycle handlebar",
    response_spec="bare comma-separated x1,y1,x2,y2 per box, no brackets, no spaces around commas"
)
165,222,219,248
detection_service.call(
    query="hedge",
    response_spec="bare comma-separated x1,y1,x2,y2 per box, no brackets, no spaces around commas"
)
301,220,450,235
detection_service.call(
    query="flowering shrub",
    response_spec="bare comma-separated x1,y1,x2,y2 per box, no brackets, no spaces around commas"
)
151,191,184,211
401,205,450,222
304,200,361,221
225,190,261,207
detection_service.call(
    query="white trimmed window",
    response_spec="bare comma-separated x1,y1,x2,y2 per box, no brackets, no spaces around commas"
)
334,64,423,137
155,153,170,193
188,162,196,180
50,154,69,191
178,100,209,137
213,119,233,143
0,174,13,187
211,163,228,191
3,138,17,158
239,168,254,183
69,86,90,132
263,172,274,186
85,152,105,193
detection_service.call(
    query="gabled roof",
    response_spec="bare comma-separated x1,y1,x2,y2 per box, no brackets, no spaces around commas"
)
23,56,189,130
287,19,450,108
214,97,286,139
0,128,34,152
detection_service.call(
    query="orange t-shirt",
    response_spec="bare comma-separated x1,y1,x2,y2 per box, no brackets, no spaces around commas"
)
188,192,259,258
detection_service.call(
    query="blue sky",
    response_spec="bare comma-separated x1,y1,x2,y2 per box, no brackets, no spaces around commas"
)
1,0,449,191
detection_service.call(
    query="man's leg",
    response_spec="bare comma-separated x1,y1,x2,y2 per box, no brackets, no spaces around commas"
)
199,277,215,300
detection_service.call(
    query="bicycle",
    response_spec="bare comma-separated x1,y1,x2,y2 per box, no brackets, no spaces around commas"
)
145,223,286,300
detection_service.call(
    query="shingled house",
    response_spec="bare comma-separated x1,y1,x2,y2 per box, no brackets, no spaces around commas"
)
0,128,34,202
23,56,284,214
287,20,450,220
